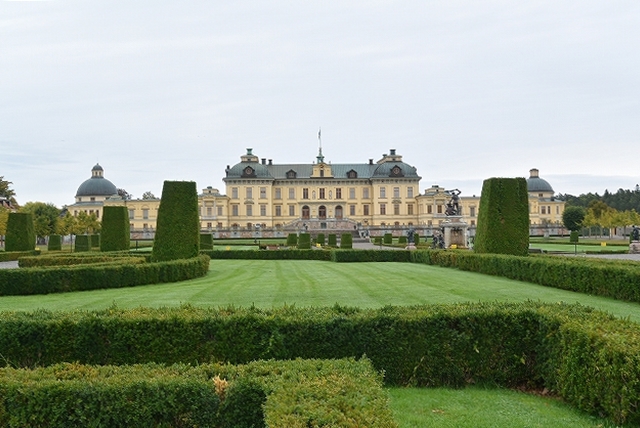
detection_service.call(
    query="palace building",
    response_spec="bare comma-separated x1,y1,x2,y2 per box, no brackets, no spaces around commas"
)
67,149,565,237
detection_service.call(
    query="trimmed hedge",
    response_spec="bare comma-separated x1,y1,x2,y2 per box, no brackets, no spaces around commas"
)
297,233,311,249
327,233,337,247
373,236,382,245
5,212,35,252
19,254,147,268
1,303,640,424
90,234,100,248
0,250,39,262
383,233,392,245
202,249,331,261
0,359,393,428
47,234,62,251
570,230,579,243
101,206,130,252
152,181,200,262
398,236,407,244
200,233,214,250
286,233,297,246
74,234,90,252
331,249,411,263
0,255,210,296
315,233,325,246
475,177,529,256
340,233,353,249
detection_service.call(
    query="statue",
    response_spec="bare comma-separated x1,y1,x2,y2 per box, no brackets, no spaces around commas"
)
632,225,640,242
431,230,445,249
445,189,461,216
406,227,415,245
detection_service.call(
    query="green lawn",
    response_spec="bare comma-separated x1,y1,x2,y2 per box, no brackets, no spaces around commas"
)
2,258,636,427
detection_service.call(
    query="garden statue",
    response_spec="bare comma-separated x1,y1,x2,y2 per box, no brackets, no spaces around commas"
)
632,225,640,242
406,227,415,244
431,231,445,249
445,189,461,216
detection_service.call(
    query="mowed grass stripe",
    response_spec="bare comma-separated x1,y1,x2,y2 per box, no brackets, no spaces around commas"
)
1,260,640,324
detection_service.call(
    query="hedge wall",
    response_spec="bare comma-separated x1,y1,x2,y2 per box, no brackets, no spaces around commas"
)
0,255,210,296
100,206,130,252
298,233,311,249
1,303,639,424
74,234,90,252
383,233,393,245
200,233,214,250
152,181,200,262
327,233,337,247
340,233,353,249
47,234,61,251
315,233,325,246
0,251,39,262
331,249,411,263
18,254,147,268
474,177,529,256
286,233,297,246
5,212,35,252
202,249,331,261
0,359,393,428
90,234,100,248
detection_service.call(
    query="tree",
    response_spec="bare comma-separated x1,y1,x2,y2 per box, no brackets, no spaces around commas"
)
0,206,8,236
56,211,77,237
117,188,132,200
142,191,157,200
20,202,60,244
0,176,18,207
562,206,586,232
75,211,101,235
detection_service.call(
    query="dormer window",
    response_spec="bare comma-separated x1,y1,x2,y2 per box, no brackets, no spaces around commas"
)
390,166,404,177
286,170,297,179
347,170,358,179
242,166,256,178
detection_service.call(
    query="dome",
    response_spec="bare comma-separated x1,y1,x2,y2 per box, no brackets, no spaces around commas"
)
75,164,118,197
371,161,420,179
225,162,273,179
527,168,554,193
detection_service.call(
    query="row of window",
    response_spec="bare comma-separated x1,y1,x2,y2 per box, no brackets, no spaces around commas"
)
230,186,415,200
227,203,423,218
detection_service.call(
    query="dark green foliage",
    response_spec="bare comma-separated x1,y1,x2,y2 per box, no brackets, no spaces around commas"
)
152,181,200,262
200,233,214,250
218,378,266,428
327,234,337,247
383,233,393,245
2,303,640,424
74,235,90,252
562,206,586,232
340,233,353,249
475,177,529,256
202,249,331,261
286,233,298,246
5,212,35,251
414,233,420,245
19,254,148,268
0,255,210,296
330,250,410,263
0,251,39,262
90,234,100,248
298,233,311,249
100,206,130,252
47,234,61,251
373,236,382,245
315,233,325,246
570,230,579,243
398,236,407,244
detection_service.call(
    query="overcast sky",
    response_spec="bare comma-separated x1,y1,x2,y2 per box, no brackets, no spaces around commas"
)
2,1,639,207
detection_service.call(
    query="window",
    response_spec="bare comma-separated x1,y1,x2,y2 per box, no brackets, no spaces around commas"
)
380,203,386,215
260,187,266,199
232,205,239,216
347,170,357,178
349,188,356,199
380,187,386,198
470,207,476,217
336,188,342,199
393,187,400,198
407,204,414,215
289,188,295,199
217,206,223,216
363,188,370,199
143,209,149,220
246,188,253,199
394,204,400,215
207,222,212,229
275,188,282,199
303,188,309,199
206,207,212,217
128,209,134,219
217,222,222,229
302,206,310,219
90,197,95,202
289,205,295,216
541,206,546,214
407,187,414,198
260,205,266,216
286,170,297,179
275,205,282,216
350,205,356,216
556,206,560,214
232,187,238,199
363,204,370,216
437,204,442,214
319,188,325,199
320,169,324,177
246,205,253,216
427,205,433,214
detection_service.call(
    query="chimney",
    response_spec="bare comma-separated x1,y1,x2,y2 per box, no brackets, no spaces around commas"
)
261,158,266,165
268,159,273,165
389,149,396,156
530,168,539,178
369,159,373,165
246,148,253,155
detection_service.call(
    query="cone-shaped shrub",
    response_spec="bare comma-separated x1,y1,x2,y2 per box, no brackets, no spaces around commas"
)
570,230,579,244
47,234,62,251
6,212,35,251
100,206,130,252
298,233,311,249
328,234,337,247
340,233,353,249
200,233,213,250
74,235,90,252
475,177,529,256
414,233,420,245
152,181,200,261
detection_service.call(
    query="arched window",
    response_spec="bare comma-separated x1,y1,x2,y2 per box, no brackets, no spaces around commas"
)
319,205,327,219
335,205,343,219
302,205,310,219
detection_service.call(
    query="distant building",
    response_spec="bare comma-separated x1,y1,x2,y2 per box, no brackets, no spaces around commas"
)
67,151,565,236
